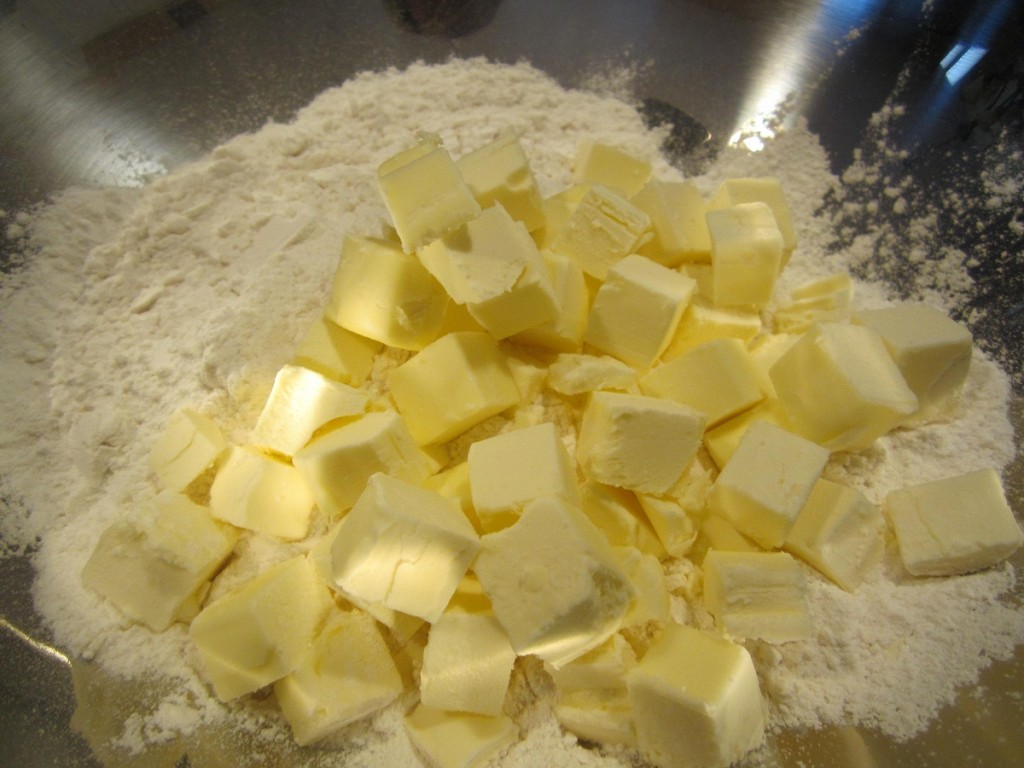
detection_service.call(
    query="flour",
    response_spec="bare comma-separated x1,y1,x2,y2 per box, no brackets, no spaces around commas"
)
1,57,1022,767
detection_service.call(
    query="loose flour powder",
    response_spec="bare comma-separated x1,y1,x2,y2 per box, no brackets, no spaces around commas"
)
1,57,1022,767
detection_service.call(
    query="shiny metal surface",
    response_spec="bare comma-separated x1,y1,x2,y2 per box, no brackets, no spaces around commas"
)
1,1,1022,766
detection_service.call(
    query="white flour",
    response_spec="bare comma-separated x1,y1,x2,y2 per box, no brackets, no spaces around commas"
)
1,57,1022,767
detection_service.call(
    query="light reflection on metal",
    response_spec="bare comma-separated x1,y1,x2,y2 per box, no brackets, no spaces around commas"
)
1,616,72,668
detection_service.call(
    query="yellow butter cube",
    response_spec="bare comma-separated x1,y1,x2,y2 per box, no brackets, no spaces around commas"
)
546,353,638,396
706,202,783,308
636,493,700,558
533,183,591,250
632,179,711,265
573,140,652,198
292,315,381,386
773,273,853,333
511,251,589,352
457,132,544,231
661,297,762,361
699,513,760,555
421,461,482,533
148,408,228,492
702,399,790,469
616,546,670,628
556,689,637,747
404,705,518,768
580,480,667,559
709,177,796,262
547,632,636,694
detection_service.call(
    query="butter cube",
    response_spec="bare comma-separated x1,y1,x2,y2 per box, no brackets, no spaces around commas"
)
250,365,369,457
773,273,853,334
855,303,972,425
421,461,482,533
616,547,670,628
446,572,493,614
640,338,764,428
546,353,637,396
577,391,706,495
702,550,812,643
274,607,403,745
474,496,635,667
580,481,667,559
190,556,333,701
636,493,700,558
885,468,1023,576
702,399,790,469
210,446,315,540
632,180,711,265
325,236,449,351
404,706,517,768
748,332,800,399
556,689,637,747
457,132,544,231
511,251,589,352
785,479,885,591
573,140,652,198
584,254,697,369
709,177,796,260
292,315,381,386
388,332,520,445
708,421,829,549
533,184,590,250
420,611,516,716
293,410,433,517
661,298,762,361
769,322,918,452
699,514,760,555
378,136,481,252
550,185,650,281
705,202,783,308
82,492,238,632
468,422,580,532
330,473,480,623
627,624,765,768
148,408,228,492
547,632,637,694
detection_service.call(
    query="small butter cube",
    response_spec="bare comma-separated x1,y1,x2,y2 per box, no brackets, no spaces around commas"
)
149,408,228,491
468,422,580,532
769,322,918,452
474,496,635,667
885,468,1023,576
556,689,637,747
640,338,764,428
293,410,433,517
708,421,829,549
457,132,545,231
616,547,670,628
82,492,238,632
703,550,812,643
632,179,711,265
388,332,520,445
702,399,790,469
573,140,652,198
533,184,591,250
785,479,885,591
511,251,589,352
709,177,796,260
706,202,783,308
420,611,517,716
773,273,853,334
855,303,972,425
637,493,700,558
577,391,706,495
584,254,697,369
580,481,667,559
404,706,517,768
378,136,481,251
190,556,333,701
699,514,760,555
548,632,636,695
326,236,449,351
550,185,650,281
748,332,800,399
661,297,762,361
627,624,765,768
330,473,479,623
292,315,382,386
547,353,637,396
274,607,403,746
209,447,315,540
422,461,482,533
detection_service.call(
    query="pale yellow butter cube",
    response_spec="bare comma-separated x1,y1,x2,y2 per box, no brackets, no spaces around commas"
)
292,314,381,386
637,493,700,558
706,202,783,308
331,473,479,624
580,480,667,559
404,705,518,768
699,514,760,555
533,183,591,250
702,399,790,469
209,446,315,540
709,177,796,260
149,408,228,492
627,624,765,768
703,550,812,643
769,322,918,452
388,331,520,445
885,468,1023,577
474,496,635,667
573,140,652,198
773,273,853,334
661,297,762,361
511,251,589,352
785,479,885,591
632,179,711,265
446,572,493,614
748,332,800,399
547,631,637,694
457,132,545,231
585,254,697,369
556,689,637,747
190,556,333,701
274,607,403,745
550,185,650,280
546,353,638,396
82,492,238,632
326,236,449,351
616,547,670,628
421,461,482,533
293,410,433,517
577,391,706,495
708,421,829,548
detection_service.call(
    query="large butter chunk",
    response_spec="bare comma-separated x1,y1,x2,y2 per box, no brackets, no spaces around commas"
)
209,446,315,541
854,303,972,425
550,185,650,281
404,706,518,768
511,251,588,352
627,624,765,768
457,132,544,231
632,180,711,266
784,479,885,591
468,422,580,532
82,492,238,632
292,314,382,386
250,364,369,457
189,556,333,701
709,177,796,260
885,468,1023,576
584,254,697,369
640,338,764,428
148,408,228,491
420,611,517,716
705,202,783,308
377,135,481,252
769,322,918,452
293,410,432,517
474,496,635,667
573,140,652,198
708,421,829,549
274,607,403,745
330,473,480,624
577,391,706,495
325,236,449,351
702,550,813,643
388,331,520,445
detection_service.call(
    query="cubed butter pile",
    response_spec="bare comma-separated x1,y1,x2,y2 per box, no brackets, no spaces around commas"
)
82,131,1021,768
